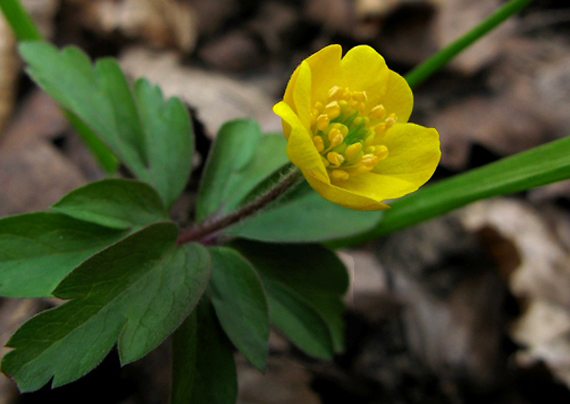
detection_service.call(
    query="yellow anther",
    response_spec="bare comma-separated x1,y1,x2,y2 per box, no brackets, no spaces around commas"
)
370,104,386,119
325,101,341,119
361,153,379,167
375,145,389,160
338,124,349,136
327,151,344,167
328,130,344,147
384,113,397,129
314,102,324,112
365,146,376,153
328,128,344,146
313,136,324,152
352,91,367,103
374,123,386,136
349,100,359,109
338,100,350,111
356,102,366,112
345,143,363,159
331,169,350,180
328,86,343,100
311,109,319,125
321,156,330,167
316,114,330,131
342,89,352,101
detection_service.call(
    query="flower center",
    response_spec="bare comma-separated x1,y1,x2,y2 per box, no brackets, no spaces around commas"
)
309,86,397,181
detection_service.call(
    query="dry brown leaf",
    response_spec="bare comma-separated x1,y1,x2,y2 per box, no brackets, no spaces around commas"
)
436,0,515,74
304,0,354,35
119,47,280,136
0,299,43,404
0,15,17,135
237,357,320,404
0,91,85,216
460,199,570,388
22,0,60,38
372,215,506,391
69,0,197,52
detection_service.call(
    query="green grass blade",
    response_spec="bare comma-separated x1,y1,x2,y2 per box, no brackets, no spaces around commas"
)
0,0,41,41
331,136,570,247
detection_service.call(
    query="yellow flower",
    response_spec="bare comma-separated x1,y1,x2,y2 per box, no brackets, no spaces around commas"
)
273,45,441,210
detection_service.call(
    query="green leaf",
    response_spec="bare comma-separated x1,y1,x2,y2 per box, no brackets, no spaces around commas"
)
208,247,269,371
233,240,349,357
64,109,119,174
52,179,169,229
330,135,570,248
2,223,211,392
262,278,335,360
172,300,237,404
196,121,290,222
0,213,128,298
196,120,261,221
18,41,193,207
225,183,382,243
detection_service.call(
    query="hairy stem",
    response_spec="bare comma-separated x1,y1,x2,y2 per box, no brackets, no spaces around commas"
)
177,168,302,245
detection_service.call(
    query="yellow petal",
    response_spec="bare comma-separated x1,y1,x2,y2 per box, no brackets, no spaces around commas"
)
291,61,312,130
273,101,293,139
274,102,328,182
373,70,413,123
304,171,390,211
288,131,329,184
340,45,390,94
372,123,441,197
336,171,418,201
304,44,342,104
284,45,342,109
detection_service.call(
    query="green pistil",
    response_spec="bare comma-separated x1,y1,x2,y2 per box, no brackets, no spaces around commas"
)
343,110,359,127
344,122,367,145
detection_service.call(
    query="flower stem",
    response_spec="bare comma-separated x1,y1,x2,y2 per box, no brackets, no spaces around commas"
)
405,0,533,89
177,167,302,245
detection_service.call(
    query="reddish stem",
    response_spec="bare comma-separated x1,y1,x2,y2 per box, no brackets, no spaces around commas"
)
177,168,301,245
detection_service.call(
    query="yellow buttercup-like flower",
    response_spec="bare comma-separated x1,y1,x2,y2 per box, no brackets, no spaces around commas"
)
273,45,441,210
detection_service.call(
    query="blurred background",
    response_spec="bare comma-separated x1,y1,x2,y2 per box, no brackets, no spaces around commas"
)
1,0,570,403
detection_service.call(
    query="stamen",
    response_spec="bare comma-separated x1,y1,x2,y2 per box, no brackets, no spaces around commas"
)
328,86,342,100
361,153,379,167
325,101,341,119
374,123,386,136
327,152,344,167
311,85,394,180
316,114,330,131
385,113,397,129
313,136,324,152
345,143,362,159
331,169,350,180
352,91,367,103
328,128,344,147
370,104,386,119
375,145,389,160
